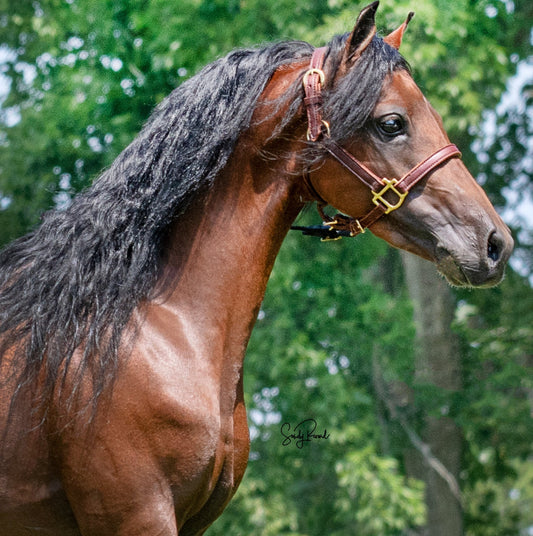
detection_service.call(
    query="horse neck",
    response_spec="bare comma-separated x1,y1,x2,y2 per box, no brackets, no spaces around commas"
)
154,137,306,368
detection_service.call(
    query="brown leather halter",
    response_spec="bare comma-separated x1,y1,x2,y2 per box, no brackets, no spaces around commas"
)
300,46,462,239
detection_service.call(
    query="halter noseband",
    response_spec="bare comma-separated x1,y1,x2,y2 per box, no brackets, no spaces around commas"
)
299,46,461,240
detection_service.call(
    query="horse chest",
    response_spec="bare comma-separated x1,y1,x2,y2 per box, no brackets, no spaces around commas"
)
40,371,247,536
98,342,250,531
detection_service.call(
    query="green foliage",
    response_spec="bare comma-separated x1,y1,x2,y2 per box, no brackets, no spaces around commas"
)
453,270,533,535
335,446,425,535
456,271,533,456
464,458,533,536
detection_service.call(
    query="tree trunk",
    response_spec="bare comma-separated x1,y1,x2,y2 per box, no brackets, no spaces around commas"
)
401,253,463,536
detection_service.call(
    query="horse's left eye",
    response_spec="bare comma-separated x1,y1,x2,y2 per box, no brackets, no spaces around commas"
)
377,114,406,136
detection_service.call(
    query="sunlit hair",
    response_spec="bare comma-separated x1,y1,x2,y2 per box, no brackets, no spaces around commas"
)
0,34,408,421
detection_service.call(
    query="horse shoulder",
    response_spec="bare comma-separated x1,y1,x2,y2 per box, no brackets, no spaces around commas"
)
67,303,245,531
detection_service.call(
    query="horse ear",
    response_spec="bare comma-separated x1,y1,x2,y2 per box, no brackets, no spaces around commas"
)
384,12,415,50
343,1,379,66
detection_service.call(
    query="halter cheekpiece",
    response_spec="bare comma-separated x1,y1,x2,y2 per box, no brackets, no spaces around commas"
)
296,46,462,240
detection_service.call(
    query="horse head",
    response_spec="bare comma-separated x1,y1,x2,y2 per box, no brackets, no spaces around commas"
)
304,1,513,287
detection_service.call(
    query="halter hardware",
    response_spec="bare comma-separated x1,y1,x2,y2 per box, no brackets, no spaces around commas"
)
302,68,325,87
372,178,408,214
295,46,462,240
307,120,330,142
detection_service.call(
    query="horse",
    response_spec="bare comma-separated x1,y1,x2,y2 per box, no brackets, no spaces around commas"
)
0,2,513,534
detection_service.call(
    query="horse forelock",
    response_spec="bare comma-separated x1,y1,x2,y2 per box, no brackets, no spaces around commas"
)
323,34,410,143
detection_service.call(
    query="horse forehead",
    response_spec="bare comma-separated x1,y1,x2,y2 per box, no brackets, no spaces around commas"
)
376,70,428,112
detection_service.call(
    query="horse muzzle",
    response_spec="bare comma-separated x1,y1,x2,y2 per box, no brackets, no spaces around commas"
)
436,225,514,288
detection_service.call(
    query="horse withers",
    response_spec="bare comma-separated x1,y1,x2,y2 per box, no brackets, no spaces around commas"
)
0,2,512,535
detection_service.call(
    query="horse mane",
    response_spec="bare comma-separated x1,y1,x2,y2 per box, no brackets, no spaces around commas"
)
324,35,410,142
0,34,407,416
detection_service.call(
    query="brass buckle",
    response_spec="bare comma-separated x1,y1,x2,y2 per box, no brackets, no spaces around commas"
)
353,220,366,235
319,218,342,241
303,68,325,87
321,235,342,242
372,178,407,214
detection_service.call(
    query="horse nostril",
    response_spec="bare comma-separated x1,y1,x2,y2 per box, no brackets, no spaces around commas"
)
487,232,501,262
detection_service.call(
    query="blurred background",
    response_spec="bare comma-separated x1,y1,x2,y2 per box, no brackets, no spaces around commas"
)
0,1,531,534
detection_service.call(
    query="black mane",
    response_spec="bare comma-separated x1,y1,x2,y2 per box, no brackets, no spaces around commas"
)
0,35,407,415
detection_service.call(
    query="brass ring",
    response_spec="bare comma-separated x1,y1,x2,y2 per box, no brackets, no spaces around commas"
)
303,68,325,88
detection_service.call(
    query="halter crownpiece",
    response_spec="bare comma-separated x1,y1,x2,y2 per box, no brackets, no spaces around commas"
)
298,46,462,240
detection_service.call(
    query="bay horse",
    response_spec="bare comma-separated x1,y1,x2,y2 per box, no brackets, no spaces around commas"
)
0,2,513,535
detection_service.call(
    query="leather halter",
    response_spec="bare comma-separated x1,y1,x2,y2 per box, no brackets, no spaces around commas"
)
301,46,462,239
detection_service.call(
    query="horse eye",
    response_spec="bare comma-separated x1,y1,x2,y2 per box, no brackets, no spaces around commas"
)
377,114,405,136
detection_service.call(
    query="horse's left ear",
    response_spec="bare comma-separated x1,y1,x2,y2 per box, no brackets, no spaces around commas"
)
343,1,379,66
384,12,415,50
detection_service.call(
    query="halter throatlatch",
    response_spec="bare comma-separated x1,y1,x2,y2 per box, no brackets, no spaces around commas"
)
297,46,462,240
